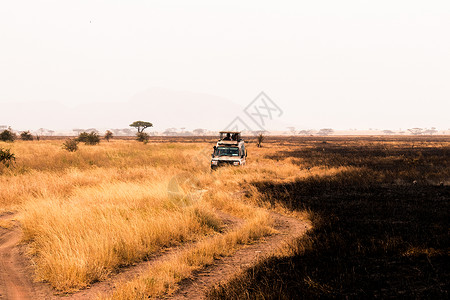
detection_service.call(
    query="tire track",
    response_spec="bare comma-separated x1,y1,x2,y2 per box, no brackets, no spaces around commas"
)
0,214,51,300
64,211,243,299
0,211,309,300
170,212,311,300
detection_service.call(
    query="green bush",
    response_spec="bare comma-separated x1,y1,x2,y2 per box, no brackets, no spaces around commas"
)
136,132,149,143
85,132,100,145
77,131,100,145
0,148,15,167
77,132,89,143
104,130,113,142
62,139,79,152
20,131,34,141
0,129,16,142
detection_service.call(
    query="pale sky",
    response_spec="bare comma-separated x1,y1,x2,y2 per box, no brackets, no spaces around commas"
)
1,0,449,131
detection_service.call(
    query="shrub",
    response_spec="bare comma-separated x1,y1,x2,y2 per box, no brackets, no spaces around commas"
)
77,131,100,145
20,131,34,141
256,133,264,148
0,129,16,142
77,132,89,143
136,132,149,143
0,148,15,167
85,132,100,145
104,130,113,142
62,139,79,152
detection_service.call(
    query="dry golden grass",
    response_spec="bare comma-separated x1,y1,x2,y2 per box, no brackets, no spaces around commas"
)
0,139,349,297
103,211,274,300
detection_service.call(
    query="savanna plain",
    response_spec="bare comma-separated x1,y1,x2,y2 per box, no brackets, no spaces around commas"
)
0,136,448,299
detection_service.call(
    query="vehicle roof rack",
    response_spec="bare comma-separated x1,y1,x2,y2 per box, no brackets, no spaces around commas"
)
219,131,241,134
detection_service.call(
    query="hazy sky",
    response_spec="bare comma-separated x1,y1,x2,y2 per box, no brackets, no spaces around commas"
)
1,0,449,131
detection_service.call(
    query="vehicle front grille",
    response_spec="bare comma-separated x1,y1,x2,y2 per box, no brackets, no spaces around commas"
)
217,161,236,166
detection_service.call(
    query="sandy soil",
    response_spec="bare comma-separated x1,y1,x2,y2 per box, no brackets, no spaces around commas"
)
0,213,52,300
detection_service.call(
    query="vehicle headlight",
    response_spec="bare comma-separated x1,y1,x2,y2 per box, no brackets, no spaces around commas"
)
233,161,240,166
211,161,218,165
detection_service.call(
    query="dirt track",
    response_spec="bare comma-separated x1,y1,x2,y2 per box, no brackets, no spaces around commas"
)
0,213,52,300
171,212,310,299
0,211,309,299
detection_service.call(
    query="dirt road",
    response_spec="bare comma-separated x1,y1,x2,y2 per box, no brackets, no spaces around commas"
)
0,213,42,300
170,212,310,299
0,211,309,299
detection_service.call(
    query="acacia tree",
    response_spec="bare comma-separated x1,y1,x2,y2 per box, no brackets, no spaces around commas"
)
317,128,334,136
423,127,438,135
104,130,113,142
408,128,423,135
193,128,206,136
286,127,296,135
129,121,153,133
298,129,314,135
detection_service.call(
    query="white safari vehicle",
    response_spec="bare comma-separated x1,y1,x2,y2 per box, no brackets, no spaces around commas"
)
211,131,247,170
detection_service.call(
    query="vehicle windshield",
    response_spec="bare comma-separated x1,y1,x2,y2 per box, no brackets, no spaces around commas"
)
215,147,239,157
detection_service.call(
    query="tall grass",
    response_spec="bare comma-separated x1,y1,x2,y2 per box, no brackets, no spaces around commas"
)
20,181,222,291
0,138,367,296
104,210,274,299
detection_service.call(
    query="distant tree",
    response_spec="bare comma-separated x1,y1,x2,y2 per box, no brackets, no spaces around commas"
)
408,128,423,135
104,130,113,142
423,127,438,135
136,132,149,143
383,130,395,135
121,128,133,136
298,129,314,135
62,139,79,152
0,148,15,167
180,131,193,136
193,128,206,136
130,121,153,133
86,128,99,133
73,129,85,136
37,128,54,136
256,133,265,148
111,129,121,136
163,128,177,136
20,131,34,141
0,129,16,142
286,127,296,135
317,128,334,136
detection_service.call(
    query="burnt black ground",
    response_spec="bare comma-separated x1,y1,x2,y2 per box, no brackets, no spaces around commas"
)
208,137,449,299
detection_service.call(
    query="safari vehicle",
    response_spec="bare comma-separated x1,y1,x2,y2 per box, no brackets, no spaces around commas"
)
211,131,247,170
